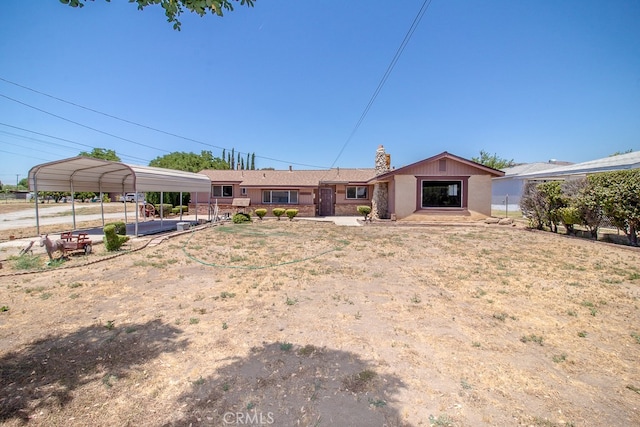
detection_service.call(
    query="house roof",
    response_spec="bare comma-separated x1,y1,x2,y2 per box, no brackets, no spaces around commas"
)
199,168,377,187
28,156,212,193
371,151,505,182
516,151,640,180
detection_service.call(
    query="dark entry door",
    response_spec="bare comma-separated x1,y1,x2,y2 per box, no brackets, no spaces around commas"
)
318,187,334,216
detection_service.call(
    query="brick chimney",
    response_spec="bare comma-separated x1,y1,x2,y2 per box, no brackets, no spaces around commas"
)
371,145,390,220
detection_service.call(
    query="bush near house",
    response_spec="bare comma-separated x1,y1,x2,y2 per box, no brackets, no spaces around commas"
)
357,206,372,220
285,209,298,221
520,170,640,246
255,208,267,220
233,213,251,224
156,204,173,217
272,208,286,220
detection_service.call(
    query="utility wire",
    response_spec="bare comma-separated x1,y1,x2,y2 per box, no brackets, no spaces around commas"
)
328,0,433,169
0,77,329,169
0,93,173,155
0,122,150,164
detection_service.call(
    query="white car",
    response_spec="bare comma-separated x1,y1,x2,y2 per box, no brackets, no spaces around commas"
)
119,193,145,203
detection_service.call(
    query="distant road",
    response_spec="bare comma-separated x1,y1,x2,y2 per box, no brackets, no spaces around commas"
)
0,205,132,231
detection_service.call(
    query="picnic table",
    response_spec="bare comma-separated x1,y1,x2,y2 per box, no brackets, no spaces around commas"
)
60,232,93,255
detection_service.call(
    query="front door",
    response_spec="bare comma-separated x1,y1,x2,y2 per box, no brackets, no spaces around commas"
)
318,187,334,216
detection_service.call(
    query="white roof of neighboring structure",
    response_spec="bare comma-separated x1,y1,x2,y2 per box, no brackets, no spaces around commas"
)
497,162,570,179
515,151,640,180
28,156,212,193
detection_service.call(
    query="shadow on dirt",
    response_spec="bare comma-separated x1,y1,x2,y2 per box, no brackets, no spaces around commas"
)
164,342,412,427
0,319,187,423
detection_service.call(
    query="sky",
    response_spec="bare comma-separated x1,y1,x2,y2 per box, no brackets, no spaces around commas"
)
1,0,639,185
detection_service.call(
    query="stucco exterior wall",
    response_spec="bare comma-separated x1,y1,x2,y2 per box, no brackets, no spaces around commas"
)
393,175,417,219
467,175,492,216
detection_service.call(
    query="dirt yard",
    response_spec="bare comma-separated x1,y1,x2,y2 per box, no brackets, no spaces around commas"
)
1,215,639,426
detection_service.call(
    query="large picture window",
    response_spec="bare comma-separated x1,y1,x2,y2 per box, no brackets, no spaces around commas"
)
262,190,298,204
422,180,462,208
346,186,368,199
212,185,233,198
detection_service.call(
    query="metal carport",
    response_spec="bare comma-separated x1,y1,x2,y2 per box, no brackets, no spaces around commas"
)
28,156,212,236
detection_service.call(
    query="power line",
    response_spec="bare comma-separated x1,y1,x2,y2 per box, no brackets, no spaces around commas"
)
0,77,330,169
328,0,433,168
0,122,151,164
0,93,173,155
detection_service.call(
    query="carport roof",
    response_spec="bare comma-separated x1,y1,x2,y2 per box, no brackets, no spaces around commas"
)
28,156,212,193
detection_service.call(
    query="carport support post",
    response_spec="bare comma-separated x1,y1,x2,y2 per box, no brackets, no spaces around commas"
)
99,184,105,228
70,181,77,230
179,191,183,221
33,176,40,236
160,191,164,228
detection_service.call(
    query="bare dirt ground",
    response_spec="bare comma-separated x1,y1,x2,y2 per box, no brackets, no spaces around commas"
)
1,205,639,426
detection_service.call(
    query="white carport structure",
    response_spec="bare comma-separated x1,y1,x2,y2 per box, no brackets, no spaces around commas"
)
28,156,212,236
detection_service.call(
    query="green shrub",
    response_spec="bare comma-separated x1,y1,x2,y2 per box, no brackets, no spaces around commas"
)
174,205,188,213
171,207,181,215
558,206,580,235
357,205,372,220
13,254,43,270
156,204,173,216
103,224,130,251
232,213,251,224
255,208,267,219
105,221,126,235
272,208,286,220
285,209,298,221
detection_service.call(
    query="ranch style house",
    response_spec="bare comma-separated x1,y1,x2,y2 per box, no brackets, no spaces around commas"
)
192,146,504,220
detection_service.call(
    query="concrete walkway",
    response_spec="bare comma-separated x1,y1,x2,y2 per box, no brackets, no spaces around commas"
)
298,216,362,227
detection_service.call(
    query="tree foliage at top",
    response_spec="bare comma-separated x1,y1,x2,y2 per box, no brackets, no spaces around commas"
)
149,150,227,172
79,148,120,161
60,0,256,30
471,150,515,170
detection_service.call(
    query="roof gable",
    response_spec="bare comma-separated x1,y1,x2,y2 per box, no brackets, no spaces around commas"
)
373,151,505,181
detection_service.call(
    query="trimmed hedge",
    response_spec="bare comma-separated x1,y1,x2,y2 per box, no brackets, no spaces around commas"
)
255,208,267,219
156,204,173,217
357,205,372,220
272,208,286,220
105,221,126,235
233,213,251,223
103,224,129,251
285,209,298,221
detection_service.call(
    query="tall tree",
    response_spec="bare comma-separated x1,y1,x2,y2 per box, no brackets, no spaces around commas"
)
149,150,226,172
79,148,120,161
61,0,257,31
251,153,255,170
471,150,515,170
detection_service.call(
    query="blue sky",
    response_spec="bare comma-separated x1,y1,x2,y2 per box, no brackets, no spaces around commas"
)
1,0,639,185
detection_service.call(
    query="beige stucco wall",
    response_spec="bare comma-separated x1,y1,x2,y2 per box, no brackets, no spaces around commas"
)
393,175,417,219
467,174,492,216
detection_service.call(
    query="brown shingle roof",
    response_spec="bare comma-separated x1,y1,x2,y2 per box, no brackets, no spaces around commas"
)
199,168,377,187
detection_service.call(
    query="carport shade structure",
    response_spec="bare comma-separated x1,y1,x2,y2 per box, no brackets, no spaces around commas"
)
28,156,212,236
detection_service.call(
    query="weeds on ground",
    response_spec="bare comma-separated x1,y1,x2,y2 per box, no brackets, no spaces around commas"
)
342,369,377,392
520,334,544,346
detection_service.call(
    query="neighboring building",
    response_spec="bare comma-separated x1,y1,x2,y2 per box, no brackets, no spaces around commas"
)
492,161,572,208
493,151,640,211
370,151,504,220
195,148,504,220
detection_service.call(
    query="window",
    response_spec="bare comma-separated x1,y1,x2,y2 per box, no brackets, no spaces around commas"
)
422,180,462,208
241,187,247,196
346,186,368,199
212,185,233,198
262,190,298,204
